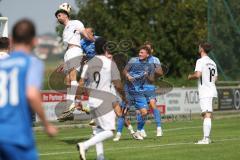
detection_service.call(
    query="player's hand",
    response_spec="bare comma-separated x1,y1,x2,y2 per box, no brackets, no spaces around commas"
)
126,73,134,82
44,123,58,137
187,74,192,80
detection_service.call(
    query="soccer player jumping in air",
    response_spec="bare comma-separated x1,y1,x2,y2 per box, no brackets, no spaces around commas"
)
55,3,94,121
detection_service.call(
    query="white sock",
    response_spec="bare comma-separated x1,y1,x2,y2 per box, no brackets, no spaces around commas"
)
116,132,121,136
70,80,78,100
128,125,134,133
66,87,73,101
157,127,162,130
203,118,211,138
83,129,113,150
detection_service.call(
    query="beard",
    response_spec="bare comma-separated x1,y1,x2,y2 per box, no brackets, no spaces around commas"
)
58,19,64,25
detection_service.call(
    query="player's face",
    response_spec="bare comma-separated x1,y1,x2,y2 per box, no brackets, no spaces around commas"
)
138,49,149,60
56,13,67,24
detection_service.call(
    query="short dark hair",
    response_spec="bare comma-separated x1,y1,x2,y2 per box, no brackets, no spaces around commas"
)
12,19,36,44
144,41,153,49
55,9,70,18
139,45,151,54
95,37,107,55
199,42,212,54
0,37,9,50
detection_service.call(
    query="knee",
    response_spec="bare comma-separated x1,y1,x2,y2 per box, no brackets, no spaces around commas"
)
113,103,122,117
69,69,77,80
149,99,156,108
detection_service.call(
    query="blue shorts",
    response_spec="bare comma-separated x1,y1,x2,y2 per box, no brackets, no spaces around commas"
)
0,143,38,160
133,95,148,110
125,91,134,106
128,90,148,110
143,85,156,103
125,84,148,110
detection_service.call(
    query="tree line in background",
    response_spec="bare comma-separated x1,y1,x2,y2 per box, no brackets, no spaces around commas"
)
73,0,208,78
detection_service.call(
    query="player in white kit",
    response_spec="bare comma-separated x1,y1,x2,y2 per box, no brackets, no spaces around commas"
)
55,3,94,121
188,42,218,144
76,37,127,160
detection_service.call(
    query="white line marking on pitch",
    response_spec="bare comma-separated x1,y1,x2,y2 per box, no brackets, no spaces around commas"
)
39,137,240,156
58,126,202,140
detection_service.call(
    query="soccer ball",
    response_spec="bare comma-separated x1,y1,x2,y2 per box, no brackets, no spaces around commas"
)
59,3,71,14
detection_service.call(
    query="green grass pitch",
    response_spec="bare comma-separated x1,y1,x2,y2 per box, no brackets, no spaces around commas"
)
36,116,240,160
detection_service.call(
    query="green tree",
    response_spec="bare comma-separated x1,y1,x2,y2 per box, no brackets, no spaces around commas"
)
208,0,240,80
74,0,207,78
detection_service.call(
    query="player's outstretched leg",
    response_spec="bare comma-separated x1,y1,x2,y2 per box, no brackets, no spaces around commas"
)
77,127,113,159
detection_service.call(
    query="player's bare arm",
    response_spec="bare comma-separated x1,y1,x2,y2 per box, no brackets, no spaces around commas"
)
112,79,127,103
123,65,134,82
80,29,95,41
155,65,163,77
27,87,58,137
188,71,202,80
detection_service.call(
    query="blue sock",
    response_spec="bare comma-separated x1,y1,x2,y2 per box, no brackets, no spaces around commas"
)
136,113,145,131
117,116,125,133
153,108,161,127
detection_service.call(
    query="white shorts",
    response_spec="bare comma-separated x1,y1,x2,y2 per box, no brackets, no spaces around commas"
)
64,46,83,72
95,110,116,131
199,97,213,113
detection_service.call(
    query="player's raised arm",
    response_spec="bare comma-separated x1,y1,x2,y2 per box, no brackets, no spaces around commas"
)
81,28,95,41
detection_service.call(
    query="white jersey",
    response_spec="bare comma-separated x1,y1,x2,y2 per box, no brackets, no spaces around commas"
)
0,52,9,59
63,20,85,46
81,55,120,130
195,56,218,99
81,55,120,93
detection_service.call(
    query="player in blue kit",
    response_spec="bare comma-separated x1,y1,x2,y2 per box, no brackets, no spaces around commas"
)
123,45,155,140
138,41,164,137
0,19,58,160
80,28,98,60
113,85,136,141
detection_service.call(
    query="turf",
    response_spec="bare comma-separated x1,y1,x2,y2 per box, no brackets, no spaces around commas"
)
36,116,240,160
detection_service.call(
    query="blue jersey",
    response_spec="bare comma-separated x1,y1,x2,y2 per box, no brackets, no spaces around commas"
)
125,57,155,92
80,36,99,60
143,55,161,87
0,51,44,147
